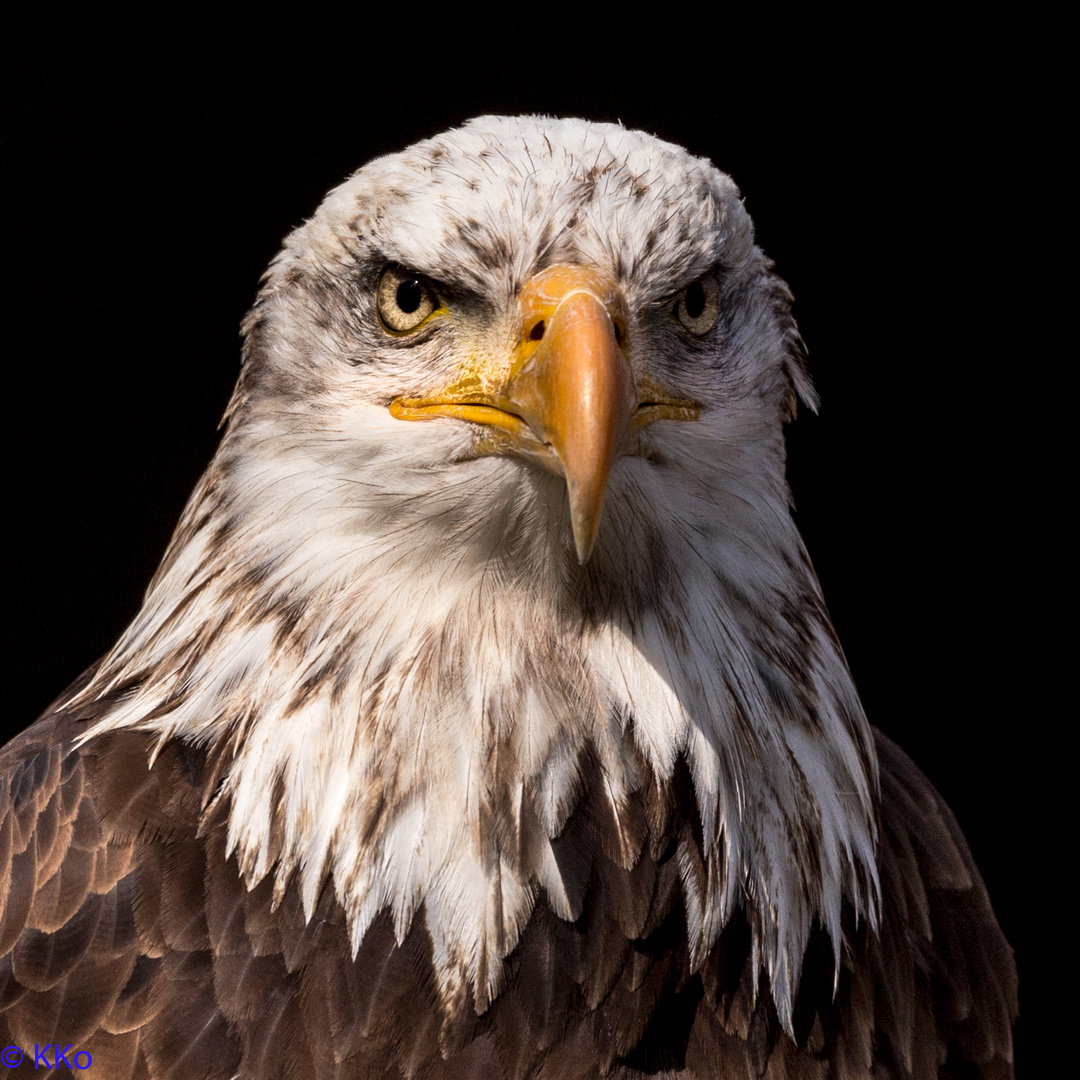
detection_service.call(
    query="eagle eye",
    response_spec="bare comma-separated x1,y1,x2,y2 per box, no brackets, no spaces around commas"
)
673,276,720,335
377,266,438,333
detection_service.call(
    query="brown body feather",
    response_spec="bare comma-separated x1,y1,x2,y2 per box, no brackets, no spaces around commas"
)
0,681,1015,1079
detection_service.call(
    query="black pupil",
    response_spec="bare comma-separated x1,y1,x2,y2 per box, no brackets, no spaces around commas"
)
684,281,706,320
396,279,423,314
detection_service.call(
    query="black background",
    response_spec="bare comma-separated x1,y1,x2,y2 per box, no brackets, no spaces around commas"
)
6,10,1060,1070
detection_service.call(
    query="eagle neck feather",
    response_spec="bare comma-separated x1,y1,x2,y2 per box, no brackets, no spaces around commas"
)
77,431,880,1030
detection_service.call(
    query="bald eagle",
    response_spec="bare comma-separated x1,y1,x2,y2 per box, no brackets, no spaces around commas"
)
0,117,1015,1078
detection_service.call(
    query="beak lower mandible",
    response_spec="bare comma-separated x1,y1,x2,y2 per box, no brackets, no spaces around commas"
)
507,266,637,564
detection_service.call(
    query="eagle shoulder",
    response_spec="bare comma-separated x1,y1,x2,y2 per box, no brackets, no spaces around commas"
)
869,729,1017,1078
0,685,239,1078
0,685,456,1079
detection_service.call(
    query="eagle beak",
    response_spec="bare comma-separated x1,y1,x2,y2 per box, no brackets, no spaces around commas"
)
506,266,636,563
